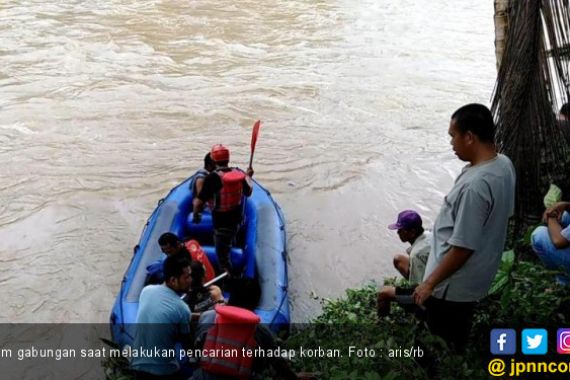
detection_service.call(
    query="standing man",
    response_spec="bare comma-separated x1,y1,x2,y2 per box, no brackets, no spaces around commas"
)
192,144,254,276
132,255,193,379
413,103,516,352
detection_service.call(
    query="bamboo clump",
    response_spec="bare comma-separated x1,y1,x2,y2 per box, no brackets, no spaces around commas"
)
491,0,570,243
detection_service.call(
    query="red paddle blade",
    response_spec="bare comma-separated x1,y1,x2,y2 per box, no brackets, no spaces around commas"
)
251,120,261,151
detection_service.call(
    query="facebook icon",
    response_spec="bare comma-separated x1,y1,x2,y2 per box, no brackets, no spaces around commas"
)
491,329,516,355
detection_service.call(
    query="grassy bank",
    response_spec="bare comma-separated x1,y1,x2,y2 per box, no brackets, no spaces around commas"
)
285,252,570,379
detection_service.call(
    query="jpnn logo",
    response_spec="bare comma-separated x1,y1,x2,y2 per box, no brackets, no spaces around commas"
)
522,329,548,355
490,329,516,355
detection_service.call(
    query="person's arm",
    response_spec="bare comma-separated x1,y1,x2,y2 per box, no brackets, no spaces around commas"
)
243,176,253,197
543,201,570,222
191,286,225,317
194,177,205,196
192,174,218,222
546,213,570,249
413,245,473,305
192,198,204,223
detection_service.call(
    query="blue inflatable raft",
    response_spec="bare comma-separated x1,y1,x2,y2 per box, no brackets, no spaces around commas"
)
110,174,290,348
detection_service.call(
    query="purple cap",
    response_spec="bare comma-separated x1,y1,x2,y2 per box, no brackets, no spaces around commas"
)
388,210,422,230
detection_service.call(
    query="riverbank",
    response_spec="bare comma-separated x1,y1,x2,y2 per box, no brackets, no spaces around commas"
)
286,251,570,379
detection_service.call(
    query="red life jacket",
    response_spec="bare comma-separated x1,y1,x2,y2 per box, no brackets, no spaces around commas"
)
184,240,215,283
201,305,260,379
209,168,246,212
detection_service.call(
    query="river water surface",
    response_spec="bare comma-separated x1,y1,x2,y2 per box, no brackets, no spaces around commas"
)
0,0,496,322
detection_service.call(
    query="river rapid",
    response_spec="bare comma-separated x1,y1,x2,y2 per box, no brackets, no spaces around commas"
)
0,0,496,322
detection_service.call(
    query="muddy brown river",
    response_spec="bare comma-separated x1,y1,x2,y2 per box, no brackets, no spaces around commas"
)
0,0,496,322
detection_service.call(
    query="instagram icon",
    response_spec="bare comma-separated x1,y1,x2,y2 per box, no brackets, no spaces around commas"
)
557,329,570,354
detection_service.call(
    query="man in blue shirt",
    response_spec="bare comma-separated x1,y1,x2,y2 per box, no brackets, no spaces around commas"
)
131,255,193,379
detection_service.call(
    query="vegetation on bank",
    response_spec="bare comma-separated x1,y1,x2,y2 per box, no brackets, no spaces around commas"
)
286,250,570,380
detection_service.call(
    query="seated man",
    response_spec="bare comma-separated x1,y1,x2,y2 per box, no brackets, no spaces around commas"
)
159,232,193,259
183,261,225,315
531,201,570,284
146,233,214,286
377,210,431,316
191,278,312,380
131,255,193,380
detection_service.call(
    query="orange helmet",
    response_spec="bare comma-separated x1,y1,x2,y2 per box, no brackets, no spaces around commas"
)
211,144,230,162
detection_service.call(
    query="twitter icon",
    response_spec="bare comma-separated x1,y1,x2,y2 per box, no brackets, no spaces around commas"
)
522,329,548,355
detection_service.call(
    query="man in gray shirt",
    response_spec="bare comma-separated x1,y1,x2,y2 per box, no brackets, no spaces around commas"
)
413,103,516,352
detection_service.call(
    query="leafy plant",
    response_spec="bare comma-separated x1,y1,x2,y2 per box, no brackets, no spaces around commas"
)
287,255,570,380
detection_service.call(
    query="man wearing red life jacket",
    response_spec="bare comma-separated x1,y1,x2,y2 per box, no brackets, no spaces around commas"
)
192,144,253,276
191,278,308,380
152,232,215,284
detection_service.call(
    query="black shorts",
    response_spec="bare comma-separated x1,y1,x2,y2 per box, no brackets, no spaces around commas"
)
394,286,416,301
394,286,426,317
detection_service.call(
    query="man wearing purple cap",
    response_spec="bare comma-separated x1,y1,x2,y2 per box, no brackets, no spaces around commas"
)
388,210,431,284
377,210,431,316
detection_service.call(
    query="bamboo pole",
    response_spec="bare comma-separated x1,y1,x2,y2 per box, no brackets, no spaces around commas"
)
494,0,511,71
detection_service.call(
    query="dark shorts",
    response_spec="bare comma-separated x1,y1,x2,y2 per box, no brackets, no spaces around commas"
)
394,286,415,298
394,286,425,316
424,296,476,353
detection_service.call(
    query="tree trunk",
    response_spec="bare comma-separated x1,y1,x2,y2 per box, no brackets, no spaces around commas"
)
494,0,511,71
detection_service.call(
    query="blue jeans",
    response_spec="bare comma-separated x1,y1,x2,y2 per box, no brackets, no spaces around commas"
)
531,211,570,284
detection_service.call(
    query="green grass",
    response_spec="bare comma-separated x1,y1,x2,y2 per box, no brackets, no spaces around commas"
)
286,252,570,379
